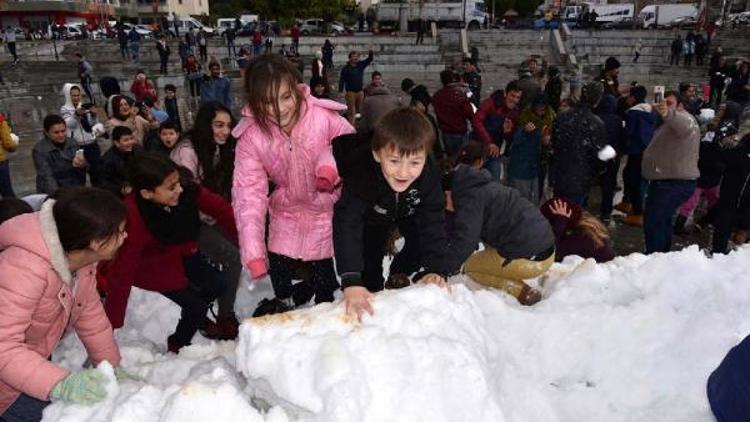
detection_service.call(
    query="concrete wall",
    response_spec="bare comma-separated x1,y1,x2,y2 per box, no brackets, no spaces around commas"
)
167,0,209,17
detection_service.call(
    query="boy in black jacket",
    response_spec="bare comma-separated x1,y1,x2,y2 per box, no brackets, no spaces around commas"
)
333,107,448,320
712,130,750,253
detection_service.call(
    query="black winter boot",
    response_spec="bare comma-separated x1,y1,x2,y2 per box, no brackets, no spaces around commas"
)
674,214,688,235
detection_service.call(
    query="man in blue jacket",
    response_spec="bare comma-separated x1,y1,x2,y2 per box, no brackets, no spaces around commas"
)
619,85,656,226
200,61,232,108
339,50,374,124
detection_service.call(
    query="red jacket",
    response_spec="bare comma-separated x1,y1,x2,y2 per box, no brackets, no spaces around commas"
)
472,93,519,146
129,79,157,103
432,84,474,134
291,27,301,40
101,188,236,329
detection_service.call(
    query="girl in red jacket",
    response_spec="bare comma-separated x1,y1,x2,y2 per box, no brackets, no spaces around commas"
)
101,153,237,353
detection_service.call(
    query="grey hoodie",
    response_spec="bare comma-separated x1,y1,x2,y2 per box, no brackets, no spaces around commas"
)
447,164,554,273
60,83,97,146
641,108,700,181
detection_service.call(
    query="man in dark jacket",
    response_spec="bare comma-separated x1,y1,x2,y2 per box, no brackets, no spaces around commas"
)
711,130,750,253
332,108,448,319
550,82,610,204
670,36,683,66
446,162,554,305
462,58,482,108
200,61,232,108
596,94,625,219
433,69,475,156
516,63,542,112
97,125,141,198
597,57,621,98
156,35,170,75
32,114,86,194
726,61,750,110
338,50,374,124
620,85,657,226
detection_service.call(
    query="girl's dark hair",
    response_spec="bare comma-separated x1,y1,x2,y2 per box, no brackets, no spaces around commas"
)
111,95,131,121
186,101,236,198
128,152,179,191
243,54,304,136
455,142,488,165
52,187,126,252
0,198,32,225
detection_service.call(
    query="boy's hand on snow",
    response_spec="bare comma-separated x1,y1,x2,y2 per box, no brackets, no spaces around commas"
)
49,369,107,405
420,273,447,288
315,165,339,192
343,286,374,321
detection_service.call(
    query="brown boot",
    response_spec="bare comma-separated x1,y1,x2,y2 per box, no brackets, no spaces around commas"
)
622,213,643,227
384,273,411,289
518,285,542,306
200,314,239,341
614,202,633,214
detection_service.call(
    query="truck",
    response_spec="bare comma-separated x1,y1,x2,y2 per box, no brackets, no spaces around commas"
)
638,4,698,29
562,2,635,26
376,0,490,31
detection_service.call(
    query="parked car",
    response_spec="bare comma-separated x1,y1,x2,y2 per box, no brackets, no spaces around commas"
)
299,19,347,35
665,16,697,29
601,16,641,29
237,21,281,37
117,23,153,38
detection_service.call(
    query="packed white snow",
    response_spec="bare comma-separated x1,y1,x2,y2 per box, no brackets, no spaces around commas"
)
47,246,750,421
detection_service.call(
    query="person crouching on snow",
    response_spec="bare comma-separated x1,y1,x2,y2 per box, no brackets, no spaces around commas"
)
332,107,450,320
541,197,615,263
100,153,237,353
0,187,131,420
444,142,555,306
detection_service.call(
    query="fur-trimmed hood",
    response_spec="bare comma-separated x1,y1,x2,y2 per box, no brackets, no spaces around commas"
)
0,199,72,284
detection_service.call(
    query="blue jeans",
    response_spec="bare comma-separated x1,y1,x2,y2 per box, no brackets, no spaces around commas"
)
0,159,15,198
0,393,49,422
643,179,696,254
441,132,468,157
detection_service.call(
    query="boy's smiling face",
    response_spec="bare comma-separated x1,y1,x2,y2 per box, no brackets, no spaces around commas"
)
372,146,427,193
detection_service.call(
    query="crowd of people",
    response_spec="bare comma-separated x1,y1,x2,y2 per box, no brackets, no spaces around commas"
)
4,21,750,420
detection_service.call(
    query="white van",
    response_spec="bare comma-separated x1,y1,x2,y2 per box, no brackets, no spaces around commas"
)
167,16,214,36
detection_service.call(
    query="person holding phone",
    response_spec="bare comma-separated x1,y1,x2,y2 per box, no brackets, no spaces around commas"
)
641,91,700,254
32,115,87,195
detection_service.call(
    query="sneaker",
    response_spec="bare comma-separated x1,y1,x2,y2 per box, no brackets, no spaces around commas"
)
252,297,292,318
384,273,411,289
518,285,542,306
200,314,239,340
614,202,632,214
622,214,643,227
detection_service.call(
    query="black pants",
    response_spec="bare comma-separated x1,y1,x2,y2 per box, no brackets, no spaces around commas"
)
82,142,102,186
623,154,643,214
79,75,95,104
362,218,422,292
7,42,16,61
269,253,338,303
160,254,228,348
0,393,48,422
600,156,620,217
416,32,424,45
199,45,207,61
159,55,168,75
188,77,200,97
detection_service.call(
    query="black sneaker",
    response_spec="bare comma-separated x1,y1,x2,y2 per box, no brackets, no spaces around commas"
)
252,298,292,318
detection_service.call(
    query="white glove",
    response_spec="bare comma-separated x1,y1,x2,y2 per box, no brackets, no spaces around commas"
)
92,123,106,137
597,145,616,161
9,133,18,146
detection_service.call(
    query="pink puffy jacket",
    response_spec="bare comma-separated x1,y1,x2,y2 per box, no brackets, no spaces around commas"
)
0,201,121,413
232,84,354,273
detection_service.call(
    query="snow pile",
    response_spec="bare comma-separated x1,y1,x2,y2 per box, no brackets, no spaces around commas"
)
48,246,750,421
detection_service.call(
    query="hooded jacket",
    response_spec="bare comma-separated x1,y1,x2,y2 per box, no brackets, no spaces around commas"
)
433,83,475,135
360,85,401,133
332,132,448,287
642,108,700,181
624,102,657,155
231,84,354,268
60,83,97,146
446,165,554,273
0,202,120,413
550,104,608,200
472,91,518,147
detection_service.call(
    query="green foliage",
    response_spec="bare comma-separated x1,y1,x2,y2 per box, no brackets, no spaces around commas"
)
210,0,356,23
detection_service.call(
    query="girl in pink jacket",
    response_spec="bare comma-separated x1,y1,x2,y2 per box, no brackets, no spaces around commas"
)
0,187,128,420
232,54,354,312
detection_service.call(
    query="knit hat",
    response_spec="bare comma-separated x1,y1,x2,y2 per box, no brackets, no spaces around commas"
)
580,82,604,107
629,85,647,104
541,197,583,230
604,57,621,72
